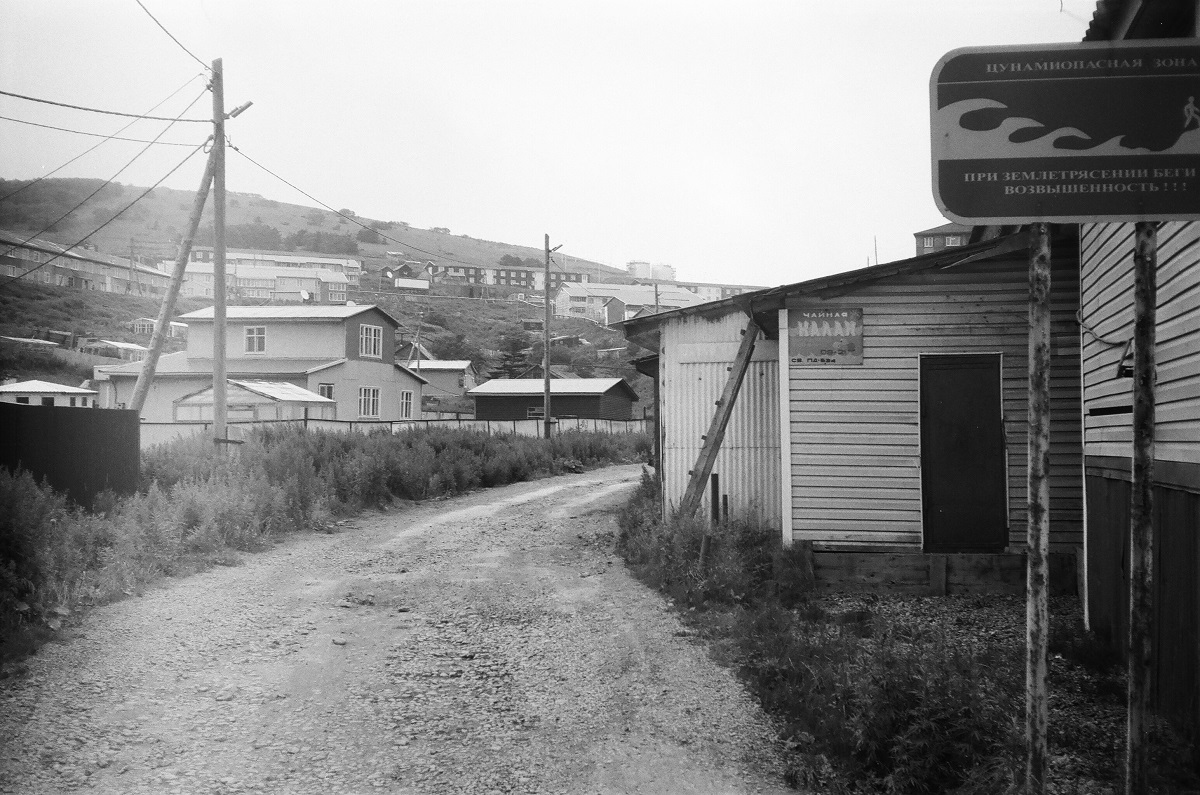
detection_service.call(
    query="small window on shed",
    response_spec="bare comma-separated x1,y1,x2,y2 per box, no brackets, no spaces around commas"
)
945,235,963,246
41,397,54,406
922,236,936,247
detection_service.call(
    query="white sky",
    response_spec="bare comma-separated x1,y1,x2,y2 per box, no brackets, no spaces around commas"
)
0,0,1096,287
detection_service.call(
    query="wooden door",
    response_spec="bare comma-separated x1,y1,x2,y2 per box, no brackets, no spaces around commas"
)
920,354,1007,552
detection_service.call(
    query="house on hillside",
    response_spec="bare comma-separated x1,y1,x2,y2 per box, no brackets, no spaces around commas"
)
93,305,426,423
0,380,98,407
619,228,1082,587
80,339,148,362
405,360,480,402
185,247,362,287
554,282,710,325
913,222,974,255
0,230,171,296
469,378,638,421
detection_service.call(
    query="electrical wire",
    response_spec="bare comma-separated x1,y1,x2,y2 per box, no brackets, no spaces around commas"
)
0,89,210,123
1,140,208,288
134,0,210,72
228,145,485,269
1,88,210,260
0,74,208,203
0,115,202,146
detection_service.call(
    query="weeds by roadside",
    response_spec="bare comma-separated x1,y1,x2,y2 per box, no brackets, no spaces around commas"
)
1,426,649,667
615,468,1199,794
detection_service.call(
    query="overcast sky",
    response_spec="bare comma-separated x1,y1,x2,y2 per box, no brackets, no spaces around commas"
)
0,0,1096,287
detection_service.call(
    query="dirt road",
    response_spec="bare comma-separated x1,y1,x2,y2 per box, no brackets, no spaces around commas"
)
0,465,792,795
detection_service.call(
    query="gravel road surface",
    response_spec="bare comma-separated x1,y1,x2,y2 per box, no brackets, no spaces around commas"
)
0,464,792,795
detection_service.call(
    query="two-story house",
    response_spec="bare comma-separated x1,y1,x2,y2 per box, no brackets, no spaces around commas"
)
93,305,425,423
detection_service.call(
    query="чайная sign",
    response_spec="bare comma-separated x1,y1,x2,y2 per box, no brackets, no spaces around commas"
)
931,40,1200,223
790,308,863,366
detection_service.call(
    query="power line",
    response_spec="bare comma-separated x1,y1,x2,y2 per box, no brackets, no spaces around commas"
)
134,0,210,72
0,115,203,147
1,88,210,260
228,145,483,268
0,89,210,123
0,76,207,203
1,140,208,288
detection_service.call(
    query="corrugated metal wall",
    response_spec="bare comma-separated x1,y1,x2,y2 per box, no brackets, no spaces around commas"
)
659,313,781,528
1081,221,1200,465
786,253,1082,552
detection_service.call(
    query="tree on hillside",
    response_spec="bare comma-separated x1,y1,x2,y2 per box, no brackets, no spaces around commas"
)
356,228,383,244
487,328,533,379
199,222,283,250
497,254,543,270
283,230,358,256
429,332,485,365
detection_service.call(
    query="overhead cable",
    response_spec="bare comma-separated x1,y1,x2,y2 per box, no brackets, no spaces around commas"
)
134,0,210,72
0,74,208,204
1,88,210,260
0,89,210,123
1,140,209,289
229,145,484,268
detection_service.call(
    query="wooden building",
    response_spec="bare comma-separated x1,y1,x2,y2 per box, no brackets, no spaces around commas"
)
1079,2,1200,742
619,228,1083,590
469,378,638,421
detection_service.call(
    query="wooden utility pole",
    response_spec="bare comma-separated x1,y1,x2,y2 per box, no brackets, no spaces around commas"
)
1025,222,1052,795
129,150,216,413
211,57,228,444
543,233,552,439
1126,220,1157,795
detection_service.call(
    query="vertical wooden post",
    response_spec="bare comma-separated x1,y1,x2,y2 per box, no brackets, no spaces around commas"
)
1126,220,1157,795
1025,222,1052,795
211,57,228,444
130,150,215,413
543,233,552,439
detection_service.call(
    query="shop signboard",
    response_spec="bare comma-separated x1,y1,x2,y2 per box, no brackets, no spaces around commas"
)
789,308,863,366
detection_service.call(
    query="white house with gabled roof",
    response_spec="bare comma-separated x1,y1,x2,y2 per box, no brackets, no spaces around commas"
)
93,304,425,423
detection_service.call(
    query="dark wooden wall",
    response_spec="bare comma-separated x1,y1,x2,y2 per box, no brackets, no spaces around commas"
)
1086,461,1200,739
0,403,140,508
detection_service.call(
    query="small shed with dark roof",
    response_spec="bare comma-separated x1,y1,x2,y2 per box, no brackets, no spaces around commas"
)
469,378,638,421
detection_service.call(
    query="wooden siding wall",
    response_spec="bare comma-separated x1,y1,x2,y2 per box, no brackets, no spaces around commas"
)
787,253,1082,551
659,313,781,528
1081,222,1200,466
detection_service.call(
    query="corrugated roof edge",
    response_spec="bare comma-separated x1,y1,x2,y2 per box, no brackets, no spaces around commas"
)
615,230,1033,337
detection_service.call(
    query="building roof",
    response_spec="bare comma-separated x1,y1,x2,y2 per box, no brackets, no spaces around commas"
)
95,339,149,352
557,282,709,307
617,230,1041,342
184,262,350,283
0,379,97,395
175,379,336,405
913,222,974,237
0,335,59,347
96,350,429,385
469,377,638,400
190,246,361,266
179,304,398,325
0,230,170,280
407,360,474,372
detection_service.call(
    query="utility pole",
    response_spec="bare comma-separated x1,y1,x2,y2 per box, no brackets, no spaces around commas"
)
211,57,228,446
543,234,553,439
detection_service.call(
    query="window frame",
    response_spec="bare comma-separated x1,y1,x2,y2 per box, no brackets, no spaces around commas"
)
399,390,413,420
359,324,383,359
358,386,381,418
317,383,334,400
244,325,266,354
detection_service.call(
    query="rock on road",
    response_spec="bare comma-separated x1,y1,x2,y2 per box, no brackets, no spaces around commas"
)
0,465,792,795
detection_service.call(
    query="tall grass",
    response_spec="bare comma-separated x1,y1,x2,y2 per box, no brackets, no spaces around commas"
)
2,426,648,661
615,469,1025,794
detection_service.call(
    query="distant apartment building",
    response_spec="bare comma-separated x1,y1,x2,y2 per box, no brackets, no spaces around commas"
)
913,223,974,255
424,262,588,291
626,260,677,281
1,230,170,296
184,247,362,286
180,262,348,303
553,282,710,325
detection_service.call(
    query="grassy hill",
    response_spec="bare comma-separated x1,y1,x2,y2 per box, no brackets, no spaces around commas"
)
0,177,627,279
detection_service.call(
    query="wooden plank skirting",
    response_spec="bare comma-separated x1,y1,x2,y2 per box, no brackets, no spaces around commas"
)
811,550,1080,596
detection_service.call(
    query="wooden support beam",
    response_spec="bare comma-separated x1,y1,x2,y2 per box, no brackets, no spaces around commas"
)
677,318,760,518
1025,222,1052,795
1126,220,1157,795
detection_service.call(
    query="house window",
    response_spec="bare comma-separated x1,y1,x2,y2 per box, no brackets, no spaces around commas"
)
399,390,413,419
358,386,380,418
41,397,54,406
245,326,266,353
922,236,936,248
15,396,29,404
69,397,77,407
318,383,334,400
360,324,383,358
945,235,963,246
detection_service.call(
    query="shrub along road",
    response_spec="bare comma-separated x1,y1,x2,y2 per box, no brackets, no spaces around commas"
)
0,464,791,795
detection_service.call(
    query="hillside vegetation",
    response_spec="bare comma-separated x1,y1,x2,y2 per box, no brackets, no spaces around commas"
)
0,177,625,279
